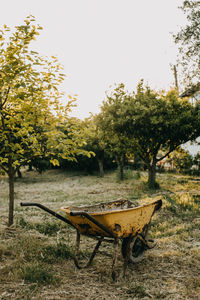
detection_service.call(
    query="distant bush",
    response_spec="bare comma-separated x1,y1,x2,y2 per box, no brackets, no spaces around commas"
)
59,153,117,174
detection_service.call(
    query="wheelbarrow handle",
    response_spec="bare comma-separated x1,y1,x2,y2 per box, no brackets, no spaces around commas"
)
70,211,116,238
20,202,75,228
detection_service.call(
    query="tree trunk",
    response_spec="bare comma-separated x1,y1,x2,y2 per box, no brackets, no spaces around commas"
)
8,158,15,226
28,164,33,171
17,167,22,178
119,162,124,181
116,155,124,181
97,158,104,178
147,163,157,188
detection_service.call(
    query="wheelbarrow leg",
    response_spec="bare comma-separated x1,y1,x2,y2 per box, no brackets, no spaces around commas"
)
74,229,103,269
87,239,103,267
74,230,81,269
123,235,137,277
111,238,119,281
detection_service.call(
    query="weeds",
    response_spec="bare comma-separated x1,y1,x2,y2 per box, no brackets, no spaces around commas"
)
17,217,62,236
19,263,57,285
17,217,32,229
34,221,61,236
40,242,73,263
0,230,72,287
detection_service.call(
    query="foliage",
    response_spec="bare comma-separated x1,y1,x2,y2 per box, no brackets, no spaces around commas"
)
174,1,200,86
29,157,51,174
80,116,107,177
57,117,92,161
108,81,200,187
59,151,116,174
0,16,70,169
58,116,117,175
165,147,193,173
97,84,134,180
0,16,89,225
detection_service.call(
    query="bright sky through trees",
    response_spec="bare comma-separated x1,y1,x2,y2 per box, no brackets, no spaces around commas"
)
0,0,187,119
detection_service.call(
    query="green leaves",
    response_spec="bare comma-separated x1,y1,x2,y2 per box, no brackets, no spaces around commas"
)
96,81,200,186
0,16,93,226
174,1,200,86
0,17,91,175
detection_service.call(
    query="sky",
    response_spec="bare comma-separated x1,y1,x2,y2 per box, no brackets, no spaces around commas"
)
0,0,187,119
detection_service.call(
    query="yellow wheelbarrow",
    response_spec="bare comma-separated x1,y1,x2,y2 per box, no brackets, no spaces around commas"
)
21,198,162,279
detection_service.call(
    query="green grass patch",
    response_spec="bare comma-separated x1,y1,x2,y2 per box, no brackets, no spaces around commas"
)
34,221,61,236
39,242,73,263
19,263,58,285
17,217,62,236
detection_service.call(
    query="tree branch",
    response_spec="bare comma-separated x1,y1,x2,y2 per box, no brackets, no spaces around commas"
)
156,146,178,163
2,86,11,106
136,145,151,168
0,163,8,174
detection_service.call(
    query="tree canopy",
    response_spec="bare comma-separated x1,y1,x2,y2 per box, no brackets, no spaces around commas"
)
174,0,200,87
0,16,88,225
102,81,200,187
97,84,134,180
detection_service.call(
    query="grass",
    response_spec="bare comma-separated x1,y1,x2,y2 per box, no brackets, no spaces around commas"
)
0,168,200,299
125,283,150,298
17,217,63,236
19,263,57,285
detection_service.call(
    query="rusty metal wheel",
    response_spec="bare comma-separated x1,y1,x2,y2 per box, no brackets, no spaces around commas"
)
122,236,145,263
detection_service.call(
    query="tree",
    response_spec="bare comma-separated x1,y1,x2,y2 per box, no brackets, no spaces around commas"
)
114,81,200,188
0,17,88,226
174,1,200,87
165,147,193,173
97,84,133,180
82,116,105,177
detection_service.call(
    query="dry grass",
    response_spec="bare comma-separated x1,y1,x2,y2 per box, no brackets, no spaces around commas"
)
0,169,200,299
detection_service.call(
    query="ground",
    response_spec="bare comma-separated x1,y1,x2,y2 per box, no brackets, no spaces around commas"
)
0,169,200,299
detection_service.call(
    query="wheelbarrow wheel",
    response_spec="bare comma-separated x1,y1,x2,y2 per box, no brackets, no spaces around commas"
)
121,236,145,263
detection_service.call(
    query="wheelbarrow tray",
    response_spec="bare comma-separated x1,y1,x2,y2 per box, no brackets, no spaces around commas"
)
61,198,161,238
